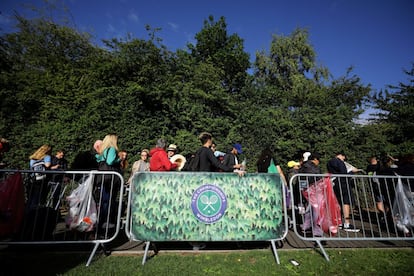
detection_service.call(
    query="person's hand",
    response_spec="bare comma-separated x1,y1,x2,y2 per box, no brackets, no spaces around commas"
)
233,164,242,169
235,170,246,177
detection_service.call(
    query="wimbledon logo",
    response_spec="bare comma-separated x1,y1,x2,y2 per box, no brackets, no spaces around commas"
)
191,184,227,224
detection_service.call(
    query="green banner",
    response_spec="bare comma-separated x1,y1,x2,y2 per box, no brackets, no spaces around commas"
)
130,172,284,241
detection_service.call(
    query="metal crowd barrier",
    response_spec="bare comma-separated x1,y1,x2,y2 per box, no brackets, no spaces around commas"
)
3,169,412,266
0,169,124,266
125,172,289,265
289,173,414,261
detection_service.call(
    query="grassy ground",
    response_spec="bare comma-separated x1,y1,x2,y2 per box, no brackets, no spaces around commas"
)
2,248,413,275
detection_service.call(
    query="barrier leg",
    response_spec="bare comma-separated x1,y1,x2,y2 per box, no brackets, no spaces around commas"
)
270,240,280,264
142,241,151,265
86,242,101,267
315,240,330,262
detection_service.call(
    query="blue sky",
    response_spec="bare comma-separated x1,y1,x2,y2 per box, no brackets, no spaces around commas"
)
1,0,413,93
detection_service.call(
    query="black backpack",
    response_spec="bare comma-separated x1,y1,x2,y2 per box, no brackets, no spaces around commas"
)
190,149,202,171
181,149,201,172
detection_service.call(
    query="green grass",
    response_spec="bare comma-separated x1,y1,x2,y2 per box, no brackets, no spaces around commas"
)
3,248,413,275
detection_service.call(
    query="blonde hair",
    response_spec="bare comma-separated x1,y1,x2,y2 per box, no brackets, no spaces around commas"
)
30,144,52,160
99,134,119,155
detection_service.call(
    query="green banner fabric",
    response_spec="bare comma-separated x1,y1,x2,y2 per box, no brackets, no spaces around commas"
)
130,172,284,241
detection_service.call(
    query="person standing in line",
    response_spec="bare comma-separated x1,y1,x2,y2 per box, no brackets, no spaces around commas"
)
49,149,69,206
149,139,178,171
194,132,243,174
28,144,53,209
29,144,52,170
222,143,244,172
302,151,311,164
327,152,360,232
118,150,128,174
51,150,68,171
0,138,10,169
366,156,387,223
299,153,324,236
209,142,225,172
128,149,150,184
96,135,121,172
256,148,287,183
287,160,301,205
96,134,122,229
167,144,177,159
211,142,225,159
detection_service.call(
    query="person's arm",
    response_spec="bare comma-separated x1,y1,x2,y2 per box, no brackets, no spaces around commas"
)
222,154,230,167
159,150,178,171
277,165,288,186
44,155,52,169
208,150,236,172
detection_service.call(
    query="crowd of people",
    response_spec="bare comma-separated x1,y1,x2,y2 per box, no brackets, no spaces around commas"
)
286,151,414,236
1,133,414,236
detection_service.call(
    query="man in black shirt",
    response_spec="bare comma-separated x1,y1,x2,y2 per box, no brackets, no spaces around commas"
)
194,132,243,175
327,152,360,232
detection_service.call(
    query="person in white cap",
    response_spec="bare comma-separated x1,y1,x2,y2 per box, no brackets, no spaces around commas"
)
303,151,311,163
167,144,177,159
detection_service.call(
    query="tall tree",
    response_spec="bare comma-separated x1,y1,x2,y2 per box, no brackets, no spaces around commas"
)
371,63,414,154
189,15,250,94
242,29,370,168
0,14,98,168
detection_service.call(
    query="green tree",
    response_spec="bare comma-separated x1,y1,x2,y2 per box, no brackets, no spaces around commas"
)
242,29,370,169
371,63,414,155
0,14,99,168
189,15,250,94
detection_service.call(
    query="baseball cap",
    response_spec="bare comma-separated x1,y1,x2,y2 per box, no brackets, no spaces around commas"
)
303,151,311,161
233,143,243,154
287,161,300,168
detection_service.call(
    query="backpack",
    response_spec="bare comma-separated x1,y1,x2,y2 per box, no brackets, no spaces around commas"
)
267,158,278,173
189,149,201,172
32,159,46,181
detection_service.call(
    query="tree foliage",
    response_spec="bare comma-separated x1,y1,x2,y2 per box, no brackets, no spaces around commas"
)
371,64,414,154
0,10,412,173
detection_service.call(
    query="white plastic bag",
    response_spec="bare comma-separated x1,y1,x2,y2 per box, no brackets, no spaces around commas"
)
392,177,414,232
65,175,97,232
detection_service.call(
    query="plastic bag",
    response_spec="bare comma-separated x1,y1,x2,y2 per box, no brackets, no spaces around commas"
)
66,175,97,232
392,177,414,231
302,176,342,235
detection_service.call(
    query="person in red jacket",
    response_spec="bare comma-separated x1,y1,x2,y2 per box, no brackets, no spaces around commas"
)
149,138,178,171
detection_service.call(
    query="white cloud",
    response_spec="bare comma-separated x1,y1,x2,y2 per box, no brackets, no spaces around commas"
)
168,22,179,32
107,23,116,33
128,11,139,22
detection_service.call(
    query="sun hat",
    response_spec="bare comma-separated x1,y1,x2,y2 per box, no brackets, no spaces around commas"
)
167,144,177,152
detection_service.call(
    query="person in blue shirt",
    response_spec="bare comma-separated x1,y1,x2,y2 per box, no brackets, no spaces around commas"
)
28,144,52,209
